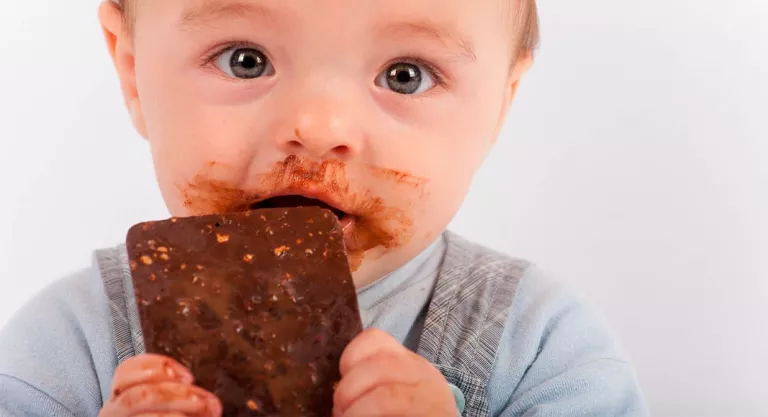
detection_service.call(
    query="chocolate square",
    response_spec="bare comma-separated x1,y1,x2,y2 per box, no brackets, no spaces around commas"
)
126,207,362,416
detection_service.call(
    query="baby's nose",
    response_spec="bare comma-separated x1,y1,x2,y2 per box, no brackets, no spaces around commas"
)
277,96,364,161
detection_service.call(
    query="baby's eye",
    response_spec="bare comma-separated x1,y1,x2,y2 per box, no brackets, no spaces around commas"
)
214,47,274,79
376,62,437,95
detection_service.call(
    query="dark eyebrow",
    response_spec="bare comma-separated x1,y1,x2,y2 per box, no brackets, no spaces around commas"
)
380,21,477,61
180,0,279,29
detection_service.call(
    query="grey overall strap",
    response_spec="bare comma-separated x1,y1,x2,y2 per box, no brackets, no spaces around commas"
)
418,232,530,417
95,245,146,364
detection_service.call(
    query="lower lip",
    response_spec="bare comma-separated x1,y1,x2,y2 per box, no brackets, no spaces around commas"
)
339,215,360,249
339,215,355,234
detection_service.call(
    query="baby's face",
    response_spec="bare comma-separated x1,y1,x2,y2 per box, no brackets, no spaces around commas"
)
104,0,530,287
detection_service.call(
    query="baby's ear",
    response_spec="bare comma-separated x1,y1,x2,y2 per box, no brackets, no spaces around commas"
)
98,1,148,139
504,50,534,109
492,50,534,142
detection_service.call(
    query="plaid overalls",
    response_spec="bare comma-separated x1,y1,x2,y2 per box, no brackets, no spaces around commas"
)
96,232,530,417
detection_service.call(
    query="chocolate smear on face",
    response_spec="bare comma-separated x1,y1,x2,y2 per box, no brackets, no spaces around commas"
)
179,156,426,271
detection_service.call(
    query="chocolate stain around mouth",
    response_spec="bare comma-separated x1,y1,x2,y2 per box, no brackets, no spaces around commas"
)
179,156,427,271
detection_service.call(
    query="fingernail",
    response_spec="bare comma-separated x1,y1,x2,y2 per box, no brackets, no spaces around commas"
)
168,360,194,382
181,370,195,383
208,395,223,415
163,361,194,383
164,364,177,378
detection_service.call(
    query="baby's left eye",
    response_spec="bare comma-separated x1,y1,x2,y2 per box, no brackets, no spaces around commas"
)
375,62,437,95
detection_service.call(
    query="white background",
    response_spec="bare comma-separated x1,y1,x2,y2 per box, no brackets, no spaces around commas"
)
1,1,767,416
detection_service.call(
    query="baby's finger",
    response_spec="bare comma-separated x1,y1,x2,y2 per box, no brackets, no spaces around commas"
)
105,382,221,417
337,384,413,417
340,329,406,376
110,354,194,398
133,414,186,417
334,354,420,413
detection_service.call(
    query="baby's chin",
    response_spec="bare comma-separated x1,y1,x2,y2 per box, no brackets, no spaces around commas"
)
348,249,402,288
349,231,440,289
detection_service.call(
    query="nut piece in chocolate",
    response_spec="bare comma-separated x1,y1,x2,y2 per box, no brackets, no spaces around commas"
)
126,207,363,417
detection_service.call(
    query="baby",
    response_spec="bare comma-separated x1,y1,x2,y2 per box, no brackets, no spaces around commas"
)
0,0,648,416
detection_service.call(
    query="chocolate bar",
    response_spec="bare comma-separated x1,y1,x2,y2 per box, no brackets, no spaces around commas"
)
126,207,362,417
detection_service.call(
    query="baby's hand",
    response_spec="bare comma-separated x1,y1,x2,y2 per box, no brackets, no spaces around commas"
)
99,353,222,417
334,329,458,417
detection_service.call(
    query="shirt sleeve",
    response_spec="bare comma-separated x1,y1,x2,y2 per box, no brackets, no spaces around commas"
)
0,268,118,417
0,375,77,417
489,267,649,417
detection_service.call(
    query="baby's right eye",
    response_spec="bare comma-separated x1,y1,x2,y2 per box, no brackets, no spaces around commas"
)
213,46,275,79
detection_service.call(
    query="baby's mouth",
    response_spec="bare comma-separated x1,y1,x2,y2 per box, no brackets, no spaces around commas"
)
181,156,425,272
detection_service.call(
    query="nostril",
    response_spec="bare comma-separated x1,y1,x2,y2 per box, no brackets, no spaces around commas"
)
331,145,351,158
286,140,304,150
285,128,355,158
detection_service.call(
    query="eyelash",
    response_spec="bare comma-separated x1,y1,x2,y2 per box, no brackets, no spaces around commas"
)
386,57,449,90
201,41,257,66
201,42,450,89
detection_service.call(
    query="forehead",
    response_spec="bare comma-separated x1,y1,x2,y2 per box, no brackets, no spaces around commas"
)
141,0,509,19
135,0,513,44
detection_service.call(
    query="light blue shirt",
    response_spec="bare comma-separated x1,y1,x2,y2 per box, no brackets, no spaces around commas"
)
0,237,648,416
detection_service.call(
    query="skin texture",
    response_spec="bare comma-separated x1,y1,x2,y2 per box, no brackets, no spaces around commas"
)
334,329,458,416
98,0,532,414
98,354,222,417
100,0,531,289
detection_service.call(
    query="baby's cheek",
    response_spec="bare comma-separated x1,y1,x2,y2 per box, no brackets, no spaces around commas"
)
149,142,250,218
409,182,465,239
156,175,192,217
149,151,207,217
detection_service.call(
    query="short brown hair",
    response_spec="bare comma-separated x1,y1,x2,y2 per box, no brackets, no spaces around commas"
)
518,0,540,53
115,0,539,53
113,0,135,31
